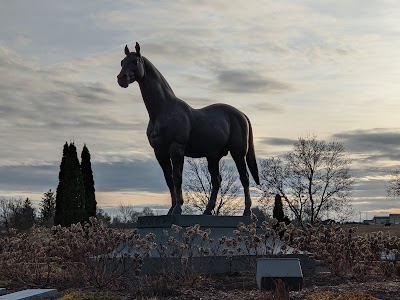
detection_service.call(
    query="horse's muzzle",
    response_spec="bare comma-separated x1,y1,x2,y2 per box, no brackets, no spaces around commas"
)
117,74,130,88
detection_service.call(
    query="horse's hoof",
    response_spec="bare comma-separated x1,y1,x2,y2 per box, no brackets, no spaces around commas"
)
203,210,212,215
172,205,182,215
243,208,251,216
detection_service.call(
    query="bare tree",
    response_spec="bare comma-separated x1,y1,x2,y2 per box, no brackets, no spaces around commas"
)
259,136,354,225
0,197,35,231
117,204,140,224
182,158,242,215
0,198,14,227
387,169,400,197
113,205,155,228
141,207,155,216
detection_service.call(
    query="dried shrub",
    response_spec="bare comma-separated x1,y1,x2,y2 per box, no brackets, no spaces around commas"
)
1,215,399,297
294,224,400,277
142,224,219,294
0,218,145,289
272,279,289,300
0,226,61,287
396,264,400,277
50,217,148,288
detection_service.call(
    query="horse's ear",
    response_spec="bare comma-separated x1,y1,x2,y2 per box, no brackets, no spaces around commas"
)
125,45,130,56
135,42,141,57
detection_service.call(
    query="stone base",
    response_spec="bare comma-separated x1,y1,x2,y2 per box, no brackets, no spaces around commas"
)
137,215,261,228
118,216,316,277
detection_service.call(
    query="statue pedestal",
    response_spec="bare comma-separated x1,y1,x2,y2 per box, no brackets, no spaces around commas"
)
128,215,315,276
137,214,255,228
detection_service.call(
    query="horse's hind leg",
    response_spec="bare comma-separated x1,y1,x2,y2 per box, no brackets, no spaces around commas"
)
203,157,222,215
231,153,252,216
155,150,176,215
169,143,185,215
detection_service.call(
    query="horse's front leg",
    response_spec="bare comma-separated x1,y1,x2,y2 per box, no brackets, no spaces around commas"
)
154,150,176,215
169,143,185,215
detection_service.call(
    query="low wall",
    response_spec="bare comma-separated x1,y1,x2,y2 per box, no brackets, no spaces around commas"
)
107,254,315,277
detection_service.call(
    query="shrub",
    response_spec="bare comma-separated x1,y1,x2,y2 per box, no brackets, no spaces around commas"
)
0,226,61,287
1,215,399,295
0,218,146,289
293,224,400,277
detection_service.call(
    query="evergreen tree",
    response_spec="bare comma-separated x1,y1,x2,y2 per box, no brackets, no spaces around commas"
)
9,198,35,231
39,189,56,227
21,198,35,229
54,142,86,227
273,194,285,222
273,194,290,238
81,144,96,221
54,142,68,226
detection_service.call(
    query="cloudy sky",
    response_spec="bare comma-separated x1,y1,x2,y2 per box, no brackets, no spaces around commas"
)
1,0,400,220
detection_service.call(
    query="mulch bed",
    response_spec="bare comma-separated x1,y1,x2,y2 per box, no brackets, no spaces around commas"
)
132,273,400,300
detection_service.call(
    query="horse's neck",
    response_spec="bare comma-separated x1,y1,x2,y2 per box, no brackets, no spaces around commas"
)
138,58,176,120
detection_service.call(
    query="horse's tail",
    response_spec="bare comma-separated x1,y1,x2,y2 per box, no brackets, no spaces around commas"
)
245,115,260,185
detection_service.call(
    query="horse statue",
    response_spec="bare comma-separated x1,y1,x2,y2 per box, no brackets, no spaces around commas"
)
117,42,260,216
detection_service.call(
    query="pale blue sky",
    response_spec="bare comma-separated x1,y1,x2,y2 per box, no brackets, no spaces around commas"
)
1,0,400,218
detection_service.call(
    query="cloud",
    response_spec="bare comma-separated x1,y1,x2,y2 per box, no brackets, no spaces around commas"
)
261,137,297,147
1,0,400,220
0,44,151,166
93,160,167,193
0,158,168,195
215,69,291,94
350,196,400,215
333,128,400,162
0,165,58,192
248,102,284,113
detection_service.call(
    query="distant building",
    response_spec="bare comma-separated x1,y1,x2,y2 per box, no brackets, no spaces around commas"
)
363,219,374,225
363,214,400,225
372,216,390,225
389,214,400,225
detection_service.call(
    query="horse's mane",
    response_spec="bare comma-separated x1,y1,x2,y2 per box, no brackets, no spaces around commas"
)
143,57,175,96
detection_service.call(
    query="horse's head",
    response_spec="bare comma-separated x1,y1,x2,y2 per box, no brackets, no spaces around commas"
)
117,42,145,88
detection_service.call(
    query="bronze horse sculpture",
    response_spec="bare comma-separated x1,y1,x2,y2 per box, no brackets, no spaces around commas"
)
117,43,260,215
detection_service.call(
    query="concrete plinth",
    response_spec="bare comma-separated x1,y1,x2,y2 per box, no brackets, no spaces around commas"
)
111,215,315,276
137,215,258,228
256,258,303,291
0,289,58,300
135,215,288,257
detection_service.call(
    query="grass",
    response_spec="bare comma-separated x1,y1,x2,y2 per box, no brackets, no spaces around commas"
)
340,224,400,237
307,291,381,300
57,292,121,300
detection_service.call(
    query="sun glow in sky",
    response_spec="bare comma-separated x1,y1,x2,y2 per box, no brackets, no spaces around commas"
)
1,1,400,219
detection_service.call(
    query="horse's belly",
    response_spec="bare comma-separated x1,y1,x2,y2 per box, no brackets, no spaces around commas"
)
185,135,228,158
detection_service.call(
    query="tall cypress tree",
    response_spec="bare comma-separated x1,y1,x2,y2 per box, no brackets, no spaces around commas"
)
54,142,86,227
81,144,96,221
64,143,85,226
54,142,68,226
